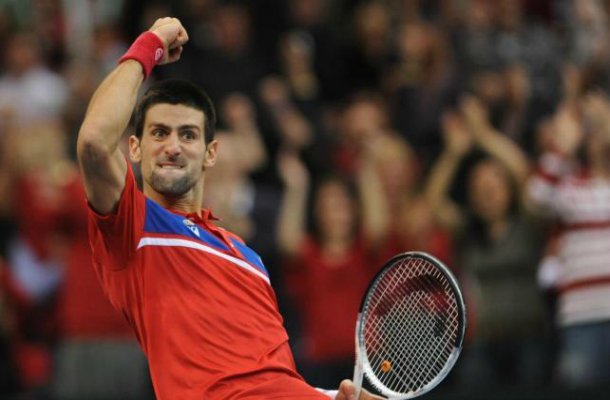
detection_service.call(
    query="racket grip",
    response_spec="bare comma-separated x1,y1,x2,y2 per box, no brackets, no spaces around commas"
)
353,363,363,398
353,317,364,398
353,351,364,398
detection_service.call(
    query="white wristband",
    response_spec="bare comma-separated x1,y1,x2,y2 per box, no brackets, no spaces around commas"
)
316,388,339,399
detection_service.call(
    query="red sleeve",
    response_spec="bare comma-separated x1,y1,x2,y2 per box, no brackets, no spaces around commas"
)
87,163,146,271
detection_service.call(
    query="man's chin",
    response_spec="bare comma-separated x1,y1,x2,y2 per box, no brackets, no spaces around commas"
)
154,186,192,198
149,174,195,198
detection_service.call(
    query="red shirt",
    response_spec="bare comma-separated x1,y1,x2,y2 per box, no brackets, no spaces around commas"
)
284,236,374,362
88,165,327,399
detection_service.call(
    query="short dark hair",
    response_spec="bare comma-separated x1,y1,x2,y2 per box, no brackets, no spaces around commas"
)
133,79,216,143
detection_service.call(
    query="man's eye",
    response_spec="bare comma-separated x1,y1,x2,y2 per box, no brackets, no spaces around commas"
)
182,131,195,140
152,129,166,138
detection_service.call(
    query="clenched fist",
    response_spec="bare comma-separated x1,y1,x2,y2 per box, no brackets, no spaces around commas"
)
149,17,189,65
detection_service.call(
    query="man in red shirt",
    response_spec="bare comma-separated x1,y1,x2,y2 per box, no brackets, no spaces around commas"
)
77,17,380,400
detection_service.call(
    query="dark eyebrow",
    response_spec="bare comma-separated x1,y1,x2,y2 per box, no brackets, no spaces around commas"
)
148,122,171,131
178,124,201,132
147,122,201,132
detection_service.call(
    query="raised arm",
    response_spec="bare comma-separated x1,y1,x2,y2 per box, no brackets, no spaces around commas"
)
425,111,472,232
357,137,391,247
276,150,310,258
221,93,267,173
526,101,583,214
77,17,188,214
259,77,314,151
461,95,530,184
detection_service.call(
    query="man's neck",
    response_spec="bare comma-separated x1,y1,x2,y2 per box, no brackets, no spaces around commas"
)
144,186,205,215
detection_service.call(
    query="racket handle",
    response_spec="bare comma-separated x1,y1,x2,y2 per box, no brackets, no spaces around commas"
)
353,317,364,398
353,354,363,398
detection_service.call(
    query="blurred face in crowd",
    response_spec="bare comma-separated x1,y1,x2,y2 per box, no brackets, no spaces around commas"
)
130,103,217,199
471,71,507,106
341,100,387,145
289,0,327,27
6,33,40,75
468,159,513,222
398,195,436,242
13,120,68,171
397,23,431,61
373,136,417,204
465,0,495,30
354,1,391,53
184,0,215,19
314,180,357,242
496,0,523,30
396,21,451,84
213,4,251,54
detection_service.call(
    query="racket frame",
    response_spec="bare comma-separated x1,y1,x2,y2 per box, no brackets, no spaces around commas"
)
353,251,466,399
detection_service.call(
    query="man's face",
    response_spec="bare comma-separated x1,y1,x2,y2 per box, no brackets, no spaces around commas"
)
129,103,215,198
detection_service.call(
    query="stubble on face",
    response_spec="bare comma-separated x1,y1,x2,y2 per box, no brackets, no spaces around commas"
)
146,154,200,198
148,169,198,198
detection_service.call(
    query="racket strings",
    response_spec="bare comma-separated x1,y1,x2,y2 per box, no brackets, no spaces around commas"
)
367,291,451,390
361,256,461,394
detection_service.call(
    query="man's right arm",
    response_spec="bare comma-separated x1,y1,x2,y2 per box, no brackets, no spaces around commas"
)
77,60,145,215
77,17,188,215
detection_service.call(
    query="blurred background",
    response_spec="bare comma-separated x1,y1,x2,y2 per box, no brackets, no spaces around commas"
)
1,0,610,399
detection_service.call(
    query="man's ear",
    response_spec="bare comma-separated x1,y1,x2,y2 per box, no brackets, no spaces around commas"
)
128,135,142,163
204,139,219,168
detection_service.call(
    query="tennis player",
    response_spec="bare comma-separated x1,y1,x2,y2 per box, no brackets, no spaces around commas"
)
77,17,382,400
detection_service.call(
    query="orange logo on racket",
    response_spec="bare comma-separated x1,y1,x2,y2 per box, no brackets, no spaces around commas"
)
380,360,392,373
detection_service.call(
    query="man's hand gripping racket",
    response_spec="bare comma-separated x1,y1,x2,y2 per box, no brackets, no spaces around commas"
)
353,252,466,399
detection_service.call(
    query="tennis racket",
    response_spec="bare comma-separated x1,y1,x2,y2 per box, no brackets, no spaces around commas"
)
353,251,466,399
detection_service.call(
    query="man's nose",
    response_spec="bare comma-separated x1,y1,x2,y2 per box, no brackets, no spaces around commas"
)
164,132,181,155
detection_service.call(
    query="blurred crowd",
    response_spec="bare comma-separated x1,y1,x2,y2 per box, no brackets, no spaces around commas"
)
1,0,610,399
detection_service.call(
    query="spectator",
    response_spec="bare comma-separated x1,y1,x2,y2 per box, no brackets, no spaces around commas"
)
342,1,395,96
203,92,267,241
330,93,391,178
276,146,387,388
2,119,151,399
163,1,269,104
282,0,345,101
494,0,562,110
52,168,152,400
1,121,67,394
527,93,610,388
390,20,460,166
0,33,68,129
427,96,549,389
